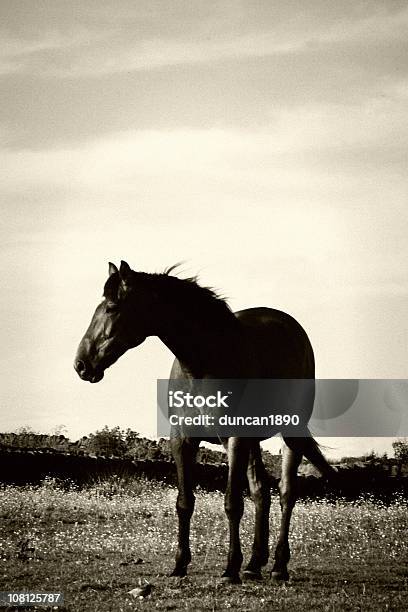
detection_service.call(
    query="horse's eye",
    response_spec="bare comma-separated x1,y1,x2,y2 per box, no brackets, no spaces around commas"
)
106,303,118,314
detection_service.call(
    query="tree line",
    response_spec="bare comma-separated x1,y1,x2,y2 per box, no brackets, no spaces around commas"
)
1,427,407,472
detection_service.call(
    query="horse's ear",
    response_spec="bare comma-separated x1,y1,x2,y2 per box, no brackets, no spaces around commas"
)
108,262,119,277
119,260,133,290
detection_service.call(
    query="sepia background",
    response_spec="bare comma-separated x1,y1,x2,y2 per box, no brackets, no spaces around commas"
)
1,1,407,458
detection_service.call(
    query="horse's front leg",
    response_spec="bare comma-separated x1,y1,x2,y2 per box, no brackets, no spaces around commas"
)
244,443,271,579
170,436,200,577
222,437,250,584
272,437,302,582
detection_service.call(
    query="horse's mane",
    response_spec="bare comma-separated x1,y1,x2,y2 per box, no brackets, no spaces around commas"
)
159,266,236,327
104,265,236,328
162,263,227,304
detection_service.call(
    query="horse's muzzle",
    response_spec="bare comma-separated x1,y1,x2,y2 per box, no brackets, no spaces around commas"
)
74,359,104,383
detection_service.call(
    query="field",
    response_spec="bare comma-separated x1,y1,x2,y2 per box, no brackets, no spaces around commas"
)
0,478,407,611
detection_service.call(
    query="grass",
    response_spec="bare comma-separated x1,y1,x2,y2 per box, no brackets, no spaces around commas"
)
0,477,407,611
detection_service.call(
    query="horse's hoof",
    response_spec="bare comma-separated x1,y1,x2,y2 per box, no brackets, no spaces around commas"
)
220,573,242,585
270,570,289,583
243,569,263,581
169,567,187,578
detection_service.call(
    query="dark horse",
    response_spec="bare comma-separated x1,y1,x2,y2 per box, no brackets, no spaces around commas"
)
75,261,336,583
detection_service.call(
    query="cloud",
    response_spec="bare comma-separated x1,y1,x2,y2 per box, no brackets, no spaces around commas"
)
1,119,407,299
1,4,408,78
0,28,109,75
2,94,408,198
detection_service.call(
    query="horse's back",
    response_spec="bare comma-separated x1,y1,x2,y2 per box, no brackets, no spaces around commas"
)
234,307,315,378
169,306,315,379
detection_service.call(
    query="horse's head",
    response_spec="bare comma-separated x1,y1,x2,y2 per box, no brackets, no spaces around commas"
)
74,260,155,383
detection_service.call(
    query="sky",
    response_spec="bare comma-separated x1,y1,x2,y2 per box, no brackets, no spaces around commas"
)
1,1,407,459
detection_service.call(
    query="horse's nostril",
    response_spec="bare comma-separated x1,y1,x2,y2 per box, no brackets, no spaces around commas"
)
75,359,86,375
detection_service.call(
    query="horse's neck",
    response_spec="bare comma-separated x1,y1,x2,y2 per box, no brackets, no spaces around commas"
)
160,325,243,377
154,286,244,377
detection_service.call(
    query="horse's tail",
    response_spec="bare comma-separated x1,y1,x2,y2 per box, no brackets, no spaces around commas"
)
284,431,338,479
301,431,338,479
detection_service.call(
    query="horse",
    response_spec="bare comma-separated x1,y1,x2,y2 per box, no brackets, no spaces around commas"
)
74,261,336,584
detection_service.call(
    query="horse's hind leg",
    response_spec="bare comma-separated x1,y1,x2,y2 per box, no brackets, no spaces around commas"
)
243,443,271,579
170,437,200,577
272,437,302,582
